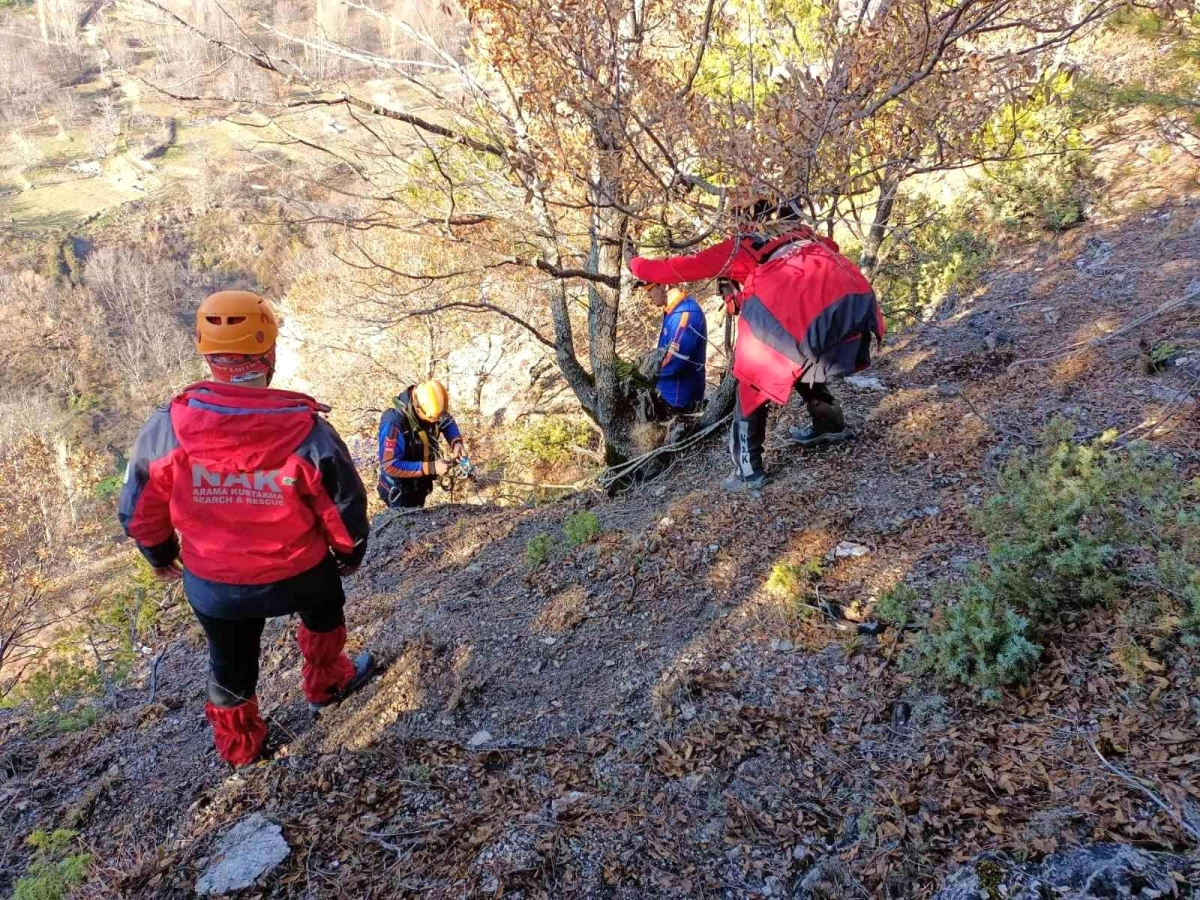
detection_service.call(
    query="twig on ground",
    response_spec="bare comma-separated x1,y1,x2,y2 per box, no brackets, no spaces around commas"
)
1089,738,1200,845
1008,287,1200,372
148,645,168,704
1114,368,1200,448
958,391,1037,446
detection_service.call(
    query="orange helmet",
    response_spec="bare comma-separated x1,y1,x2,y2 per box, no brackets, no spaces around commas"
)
412,380,449,421
196,291,278,356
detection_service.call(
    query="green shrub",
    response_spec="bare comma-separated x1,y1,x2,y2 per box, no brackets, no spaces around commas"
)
974,151,1093,233
19,658,103,718
765,559,822,600
13,830,91,900
509,418,592,469
525,533,552,568
94,473,123,502
916,576,1042,701
970,74,1096,235
564,511,602,548
914,422,1199,693
875,583,919,629
10,561,163,729
971,424,1175,623
863,195,993,327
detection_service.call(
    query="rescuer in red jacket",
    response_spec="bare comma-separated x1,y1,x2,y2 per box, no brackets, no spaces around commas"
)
630,208,884,491
118,291,374,767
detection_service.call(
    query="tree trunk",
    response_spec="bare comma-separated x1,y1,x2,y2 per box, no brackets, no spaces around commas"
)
859,169,904,278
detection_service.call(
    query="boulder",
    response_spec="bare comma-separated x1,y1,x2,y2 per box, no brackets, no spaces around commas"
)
195,813,290,896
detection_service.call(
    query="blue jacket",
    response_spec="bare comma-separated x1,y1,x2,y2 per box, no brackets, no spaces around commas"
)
655,294,707,409
377,388,462,490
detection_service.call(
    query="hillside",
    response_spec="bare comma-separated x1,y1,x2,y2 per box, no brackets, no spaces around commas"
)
2,197,1198,897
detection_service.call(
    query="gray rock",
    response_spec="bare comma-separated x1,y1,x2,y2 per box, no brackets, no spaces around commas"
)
984,331,1015,353
195,813,290,896
932,843,1189,899
468,729,493,748
832,541,870,559
1149,384,1195,405
550,791,587,815
1076,238,1113,274
844,374,887,392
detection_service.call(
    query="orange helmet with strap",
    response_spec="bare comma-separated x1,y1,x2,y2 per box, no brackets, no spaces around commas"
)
196,291,279,384
412,380,449,421
197,291,278,355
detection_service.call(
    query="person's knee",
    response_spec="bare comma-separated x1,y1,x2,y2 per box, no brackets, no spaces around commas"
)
299,603,347,634
207,673,250,707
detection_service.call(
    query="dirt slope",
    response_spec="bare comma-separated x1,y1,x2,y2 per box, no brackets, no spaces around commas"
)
2,200,1199,899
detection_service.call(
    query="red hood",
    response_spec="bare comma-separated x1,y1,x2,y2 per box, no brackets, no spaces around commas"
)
170,381,327,471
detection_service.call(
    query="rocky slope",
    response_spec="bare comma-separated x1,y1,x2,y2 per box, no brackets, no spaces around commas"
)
2,200,1200,898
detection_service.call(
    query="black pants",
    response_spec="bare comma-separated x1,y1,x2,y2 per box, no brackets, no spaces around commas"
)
190,562,347,707
729,381,842,478
379,477,432,509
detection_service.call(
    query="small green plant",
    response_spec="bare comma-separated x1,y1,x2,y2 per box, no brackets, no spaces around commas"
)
762,558,823,631
914,422,1200,694
509,418,592,469
1149,341,1183,367
404,762,431,784
525,533,552,568
765,559,822,600
875,583,919,629
916,576,1042,701
13,829,91,900
94,473,124,502
564,511,602,548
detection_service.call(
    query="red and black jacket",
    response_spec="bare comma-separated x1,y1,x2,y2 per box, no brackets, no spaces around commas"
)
118,382,369,586
630,226,884,413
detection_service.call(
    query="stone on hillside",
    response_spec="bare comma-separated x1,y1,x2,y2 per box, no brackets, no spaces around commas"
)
932,844,1187,899
1076,238,1113,274
550,791,587,815
832,541,870,559
983,330,1014,353
469,729,493,748
843,374,887,392
195,813,289,896
1149,383,1195,405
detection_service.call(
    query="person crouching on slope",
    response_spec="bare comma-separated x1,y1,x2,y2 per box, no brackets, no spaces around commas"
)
118,290,374,768
637,283,708,421
629,200,884,492
377,380,467,508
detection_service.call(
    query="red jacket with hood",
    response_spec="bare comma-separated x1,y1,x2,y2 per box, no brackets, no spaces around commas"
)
630,227,885,414
118,382,369,586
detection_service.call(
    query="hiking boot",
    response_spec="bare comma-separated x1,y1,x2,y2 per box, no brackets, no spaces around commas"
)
308,651,375,715
788,424,853,446
721,471,767,493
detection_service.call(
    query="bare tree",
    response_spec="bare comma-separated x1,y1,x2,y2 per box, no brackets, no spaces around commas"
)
114,0,1133,456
